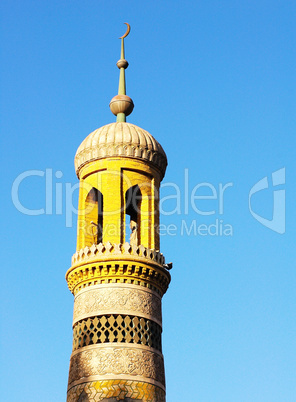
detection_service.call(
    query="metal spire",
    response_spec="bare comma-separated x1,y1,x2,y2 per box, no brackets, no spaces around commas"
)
109,23,134,122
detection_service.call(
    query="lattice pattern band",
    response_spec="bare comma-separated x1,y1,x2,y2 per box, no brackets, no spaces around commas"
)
73,283,162,326
72,314,162,352
67,379,165,402
68,345,165,390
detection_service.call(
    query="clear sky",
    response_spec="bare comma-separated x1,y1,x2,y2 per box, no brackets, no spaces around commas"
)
1,1,296,401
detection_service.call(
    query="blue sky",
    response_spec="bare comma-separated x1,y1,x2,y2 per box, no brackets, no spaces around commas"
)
1,1,296,401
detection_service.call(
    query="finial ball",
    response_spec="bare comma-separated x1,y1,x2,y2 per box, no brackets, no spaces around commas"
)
109,95,134,116
117,59,129,69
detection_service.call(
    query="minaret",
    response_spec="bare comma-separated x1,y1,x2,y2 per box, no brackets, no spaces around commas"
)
66,24,171,402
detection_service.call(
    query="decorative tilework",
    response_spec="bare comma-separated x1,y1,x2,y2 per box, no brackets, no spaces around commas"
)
67,380,165,402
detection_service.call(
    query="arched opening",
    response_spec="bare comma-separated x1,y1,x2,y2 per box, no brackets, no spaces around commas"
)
84,187,103,246
125,185,141,245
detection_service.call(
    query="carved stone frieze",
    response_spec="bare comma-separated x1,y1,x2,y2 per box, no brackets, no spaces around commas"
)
73,284,162,325
68,346,165,389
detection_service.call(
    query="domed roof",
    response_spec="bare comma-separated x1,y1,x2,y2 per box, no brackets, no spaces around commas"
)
74,122,167,178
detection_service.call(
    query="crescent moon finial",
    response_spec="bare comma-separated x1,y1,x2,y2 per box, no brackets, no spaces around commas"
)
119,22,131,39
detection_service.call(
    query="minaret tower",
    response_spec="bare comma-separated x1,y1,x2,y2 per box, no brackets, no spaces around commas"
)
66,24,171,402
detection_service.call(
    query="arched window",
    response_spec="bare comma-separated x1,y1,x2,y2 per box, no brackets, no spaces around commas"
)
84,187,103,246
125,185,141,245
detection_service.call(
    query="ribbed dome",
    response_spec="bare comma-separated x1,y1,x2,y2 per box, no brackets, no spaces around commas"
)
75,122,167,178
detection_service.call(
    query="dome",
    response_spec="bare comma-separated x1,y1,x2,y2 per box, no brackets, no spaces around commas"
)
74,122,167,178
